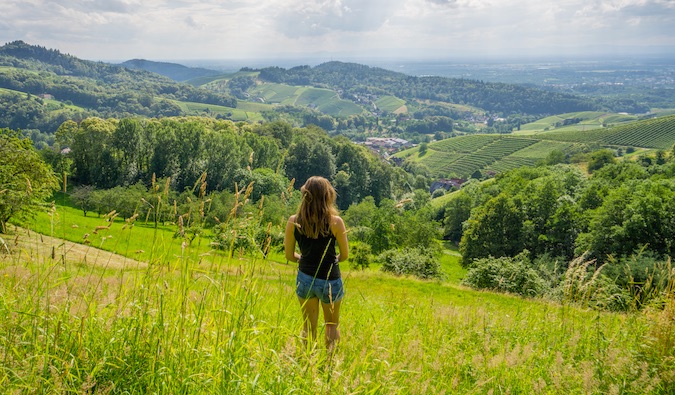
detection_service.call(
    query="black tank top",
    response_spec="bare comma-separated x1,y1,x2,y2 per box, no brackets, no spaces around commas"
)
295,228,341,280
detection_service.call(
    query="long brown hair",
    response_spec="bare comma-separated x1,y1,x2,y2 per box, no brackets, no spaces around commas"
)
296,176,339,238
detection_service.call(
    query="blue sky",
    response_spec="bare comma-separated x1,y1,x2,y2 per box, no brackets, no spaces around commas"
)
1,0,674,62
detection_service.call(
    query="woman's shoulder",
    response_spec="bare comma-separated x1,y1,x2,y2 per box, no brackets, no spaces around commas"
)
288,214,297,223
330,215,345,229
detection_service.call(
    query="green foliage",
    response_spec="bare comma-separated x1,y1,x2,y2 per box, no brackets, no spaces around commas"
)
441,191,472,242
462,254,548,297
576,178,675,260
349,242,372,270
378,247,443,279
460,193,524,267
0,128,59,231
587,149,616,173
603,251,673,310
347,197,440,256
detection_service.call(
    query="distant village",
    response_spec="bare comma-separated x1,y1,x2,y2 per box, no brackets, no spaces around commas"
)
361,137,468,194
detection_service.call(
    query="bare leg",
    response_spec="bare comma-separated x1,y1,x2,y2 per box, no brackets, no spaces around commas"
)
321,300,341,353
298,297,320,347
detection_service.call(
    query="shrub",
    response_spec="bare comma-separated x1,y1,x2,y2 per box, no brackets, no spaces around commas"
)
378,247,443,280
350,242,372,270
462,254,548,297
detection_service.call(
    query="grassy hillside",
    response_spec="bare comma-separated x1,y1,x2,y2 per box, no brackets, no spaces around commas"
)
2,203,672,393
248,83,364,117
171,100,266,122
375,95,406,112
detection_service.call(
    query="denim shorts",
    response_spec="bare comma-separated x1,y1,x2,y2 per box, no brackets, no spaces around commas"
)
296,270,344,304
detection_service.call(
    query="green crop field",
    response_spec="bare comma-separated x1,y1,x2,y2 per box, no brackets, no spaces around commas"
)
250,83,301,104
248,83,363,117
400,135,543,178
532,114,675,149
516,111,638,135
375,95,406,112
402,114,675,178
173,100,265,122
2,201,672,393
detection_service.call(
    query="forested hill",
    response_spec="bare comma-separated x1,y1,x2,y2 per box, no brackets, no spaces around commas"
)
258,61,647,115
119,59,221,82
0,41,237,131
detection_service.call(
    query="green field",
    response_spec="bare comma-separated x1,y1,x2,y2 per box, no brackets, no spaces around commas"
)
1,202,672,393
375,95,406,112
398,135,540,178
515,111,638,135
399,114,675,178
532,114,675,149
249,83,363,117
172,100,266,122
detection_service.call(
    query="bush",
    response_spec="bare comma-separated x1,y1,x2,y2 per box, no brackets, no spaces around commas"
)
462,254,548,297
378,247,443,280
350,242,372,270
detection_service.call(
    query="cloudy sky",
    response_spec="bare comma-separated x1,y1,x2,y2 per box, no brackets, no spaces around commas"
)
1,0,674,63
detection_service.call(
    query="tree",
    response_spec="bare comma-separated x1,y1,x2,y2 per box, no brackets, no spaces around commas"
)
459,193,525,267
442,191,473,242
0,129,59,232
587,149,616,173
284,135,336,188
418,142,428,157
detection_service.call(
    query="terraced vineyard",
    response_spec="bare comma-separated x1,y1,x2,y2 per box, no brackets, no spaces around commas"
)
516,111,638,135
408,135,539,177
430,134,501,153
532,114,675,149
398,114,674,179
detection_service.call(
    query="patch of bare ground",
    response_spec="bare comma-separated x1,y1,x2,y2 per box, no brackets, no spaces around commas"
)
393,105,408,115
0,226,146,270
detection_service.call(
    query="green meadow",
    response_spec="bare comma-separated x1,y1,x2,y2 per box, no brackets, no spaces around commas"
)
249,83,363,117
375,96,406,113
1,199,673,394
172,100,266,122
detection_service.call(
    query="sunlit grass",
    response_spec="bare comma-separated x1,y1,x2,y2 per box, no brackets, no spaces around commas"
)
1,203,673,393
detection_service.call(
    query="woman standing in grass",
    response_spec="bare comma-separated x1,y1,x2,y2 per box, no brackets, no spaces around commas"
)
284,176,349,352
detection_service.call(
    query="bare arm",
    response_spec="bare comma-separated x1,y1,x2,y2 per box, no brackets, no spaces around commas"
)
284,215,301,263
331,216,349,262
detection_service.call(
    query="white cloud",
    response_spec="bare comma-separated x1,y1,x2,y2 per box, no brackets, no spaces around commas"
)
0,0,672,60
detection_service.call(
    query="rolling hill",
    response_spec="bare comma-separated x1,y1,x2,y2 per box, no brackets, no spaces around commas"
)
119,58,222,82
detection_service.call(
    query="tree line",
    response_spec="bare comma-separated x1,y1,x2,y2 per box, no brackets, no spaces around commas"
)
440,147,675,309
46,117,400,210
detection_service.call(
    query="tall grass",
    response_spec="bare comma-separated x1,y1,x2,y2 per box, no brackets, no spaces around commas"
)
1,190,674,393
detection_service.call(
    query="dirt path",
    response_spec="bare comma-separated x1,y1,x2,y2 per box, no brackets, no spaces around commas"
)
0,227,147,270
